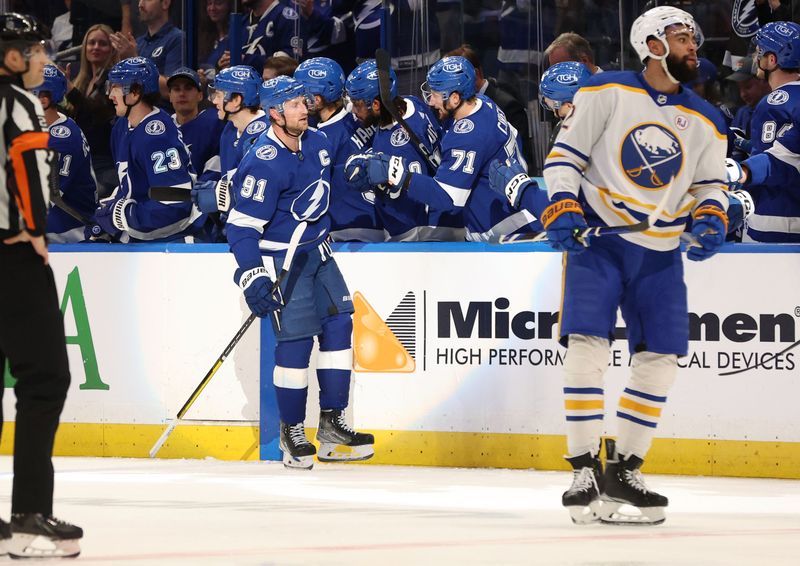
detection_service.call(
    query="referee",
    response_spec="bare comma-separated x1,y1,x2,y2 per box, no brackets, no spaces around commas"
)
0,13,83,558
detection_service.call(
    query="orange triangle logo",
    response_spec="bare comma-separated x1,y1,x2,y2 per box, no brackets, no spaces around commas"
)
352,291,416,373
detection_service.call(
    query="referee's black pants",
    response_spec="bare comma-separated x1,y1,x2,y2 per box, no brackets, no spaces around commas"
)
0,243,70,515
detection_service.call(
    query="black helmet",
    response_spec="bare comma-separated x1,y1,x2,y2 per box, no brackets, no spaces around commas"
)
0,13,49,47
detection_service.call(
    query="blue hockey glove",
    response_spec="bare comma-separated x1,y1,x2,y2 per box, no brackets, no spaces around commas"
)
726,190,754,234
192,179,229,213
236,266,283,318
729,127,752,155
687,205,727,261
725,158,745,190
488,159,534,209
365,153,411,198
541,193,589,253
93,198,132,239
344,153,373,192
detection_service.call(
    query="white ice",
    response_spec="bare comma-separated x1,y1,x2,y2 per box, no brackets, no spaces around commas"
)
1,456,798,565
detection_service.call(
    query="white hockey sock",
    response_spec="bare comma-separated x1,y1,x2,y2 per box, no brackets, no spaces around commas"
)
615,351,678,459
563,334,610,457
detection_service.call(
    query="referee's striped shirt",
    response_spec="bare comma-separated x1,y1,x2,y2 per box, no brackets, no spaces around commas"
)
0,75,52,241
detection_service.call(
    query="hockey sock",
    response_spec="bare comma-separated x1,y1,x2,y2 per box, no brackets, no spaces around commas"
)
274,338,314,425
317,314,353,411
615,351,678,459
563,334,610,457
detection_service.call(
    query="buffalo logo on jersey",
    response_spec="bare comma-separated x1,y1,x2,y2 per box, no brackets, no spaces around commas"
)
292,177,330,222
453,119,474,134
620,123,683,189
145,120,166,136
768,90,789,105
390,128,410,147
732,0,759,38
255,145,278,160
50,125,71,138
246,120,267,135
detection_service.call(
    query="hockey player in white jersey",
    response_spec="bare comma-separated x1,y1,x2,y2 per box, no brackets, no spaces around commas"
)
538,7,728,525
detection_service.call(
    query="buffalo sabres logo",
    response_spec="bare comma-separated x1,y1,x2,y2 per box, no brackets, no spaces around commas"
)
50,125,71,138
732,0,759,38
390,128,409,147
145,120,166,136
620,123,683,189
255,145,277,160
246,120,267,135
152,46,164,58
768,90,789,105
292,175,330,222
453,119,474,134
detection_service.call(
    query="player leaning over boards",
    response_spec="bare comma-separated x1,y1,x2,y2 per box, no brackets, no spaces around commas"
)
0,12,83,557
542,7,728,525
226,76,374,470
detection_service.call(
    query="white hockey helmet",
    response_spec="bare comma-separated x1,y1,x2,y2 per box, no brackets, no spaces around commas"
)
630,6,704,63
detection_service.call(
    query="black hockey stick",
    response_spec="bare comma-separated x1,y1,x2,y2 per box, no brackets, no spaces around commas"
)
497,176,675,244
375,48,441,169
149,221,308,458
149,186,193,201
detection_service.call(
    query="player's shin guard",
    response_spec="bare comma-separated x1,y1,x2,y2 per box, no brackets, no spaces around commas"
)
563,334,610,457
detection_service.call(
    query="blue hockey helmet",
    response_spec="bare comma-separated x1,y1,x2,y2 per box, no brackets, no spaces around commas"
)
422,56,477,103
260,76,312,113
212,65,261,106
294,57,345,103
345,60,397,103
754,21,800,68
538,61,592,111
31,64,67,103
107,57,159,95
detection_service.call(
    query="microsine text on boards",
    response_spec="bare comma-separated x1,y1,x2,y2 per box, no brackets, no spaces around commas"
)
437,299,798,343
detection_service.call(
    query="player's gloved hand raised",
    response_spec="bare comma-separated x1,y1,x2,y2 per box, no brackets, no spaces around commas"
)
344,153,373,192
687,205,727,261
488,158,534,209
236,266,283,317
364,153,411,199
541,192,589,253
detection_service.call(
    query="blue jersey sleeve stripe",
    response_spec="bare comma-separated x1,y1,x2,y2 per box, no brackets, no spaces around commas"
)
553,142,589,163
543,161,584,175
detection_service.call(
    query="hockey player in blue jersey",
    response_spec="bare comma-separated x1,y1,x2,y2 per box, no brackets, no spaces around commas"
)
226,76,374,470
345,59,463,240
191,65,268,217
537,7,728,526
241,0,300,71
92,57,204,243
31,65,98,243
294,57,383,242
345,56,546,241
724,22,800,242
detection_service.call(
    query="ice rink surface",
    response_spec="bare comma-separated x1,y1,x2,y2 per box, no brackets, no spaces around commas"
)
0,456,797,565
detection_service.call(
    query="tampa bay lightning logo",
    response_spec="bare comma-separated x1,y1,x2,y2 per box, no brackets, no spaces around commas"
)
453,119,474,134
390,128,409,147
145,120,166,136
246,120,267,135
732,0,759,38
768,90,789,105
152,46,164,58
255,145,277,160
620,123,683,189
50,125,71,138
292,174,330,221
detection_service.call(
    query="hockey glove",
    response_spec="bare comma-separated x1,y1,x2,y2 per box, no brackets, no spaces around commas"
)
236,266,284,318
344,153,373,192
725,158,746,190
365,153,411,198
488,159,533,209
729,127,752,155
192,179,230,214
726,190,754,234
687,205,727,262
541,193,589,253
93,198,133,239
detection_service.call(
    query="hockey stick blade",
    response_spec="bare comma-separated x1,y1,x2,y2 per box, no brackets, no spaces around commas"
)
148,221,308,458
149,186,193,201
375,48,441,169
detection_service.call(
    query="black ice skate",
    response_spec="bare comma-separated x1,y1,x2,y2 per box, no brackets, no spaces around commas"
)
0,517,10,556
316,409,375,462
8,514,83,559
563,452,603,524
279,421,316,470
600,439,668,525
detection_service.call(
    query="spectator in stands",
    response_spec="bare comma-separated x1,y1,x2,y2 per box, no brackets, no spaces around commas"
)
544,32,602,74
295,0,353,68
64,24,120,198
199,0,231,76
50,0,74,55
726,53,771,160
447,44,532,167
110,0,184,96
262,55,299,81
70,0,130,47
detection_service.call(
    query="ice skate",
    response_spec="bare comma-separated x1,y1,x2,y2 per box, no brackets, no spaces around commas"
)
0,517,9,556
316,409,375,462
600,439,667,525
562,452,603,524
8,514,82,559
279,421,316,470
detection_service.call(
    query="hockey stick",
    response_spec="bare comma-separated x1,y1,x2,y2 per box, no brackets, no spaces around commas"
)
148,221,308,458
149,186,193,201
497,176,675,244
375,48,441,169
